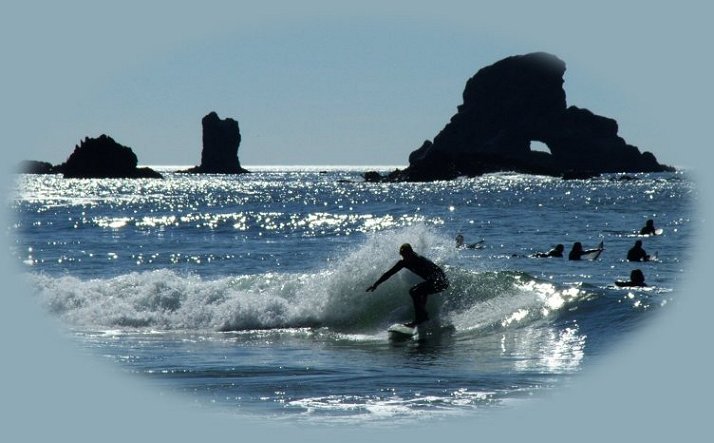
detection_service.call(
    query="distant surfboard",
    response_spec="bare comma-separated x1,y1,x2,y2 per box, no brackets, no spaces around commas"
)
639,228,664,237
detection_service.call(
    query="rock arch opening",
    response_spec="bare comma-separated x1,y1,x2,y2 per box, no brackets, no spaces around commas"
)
529,140,552,155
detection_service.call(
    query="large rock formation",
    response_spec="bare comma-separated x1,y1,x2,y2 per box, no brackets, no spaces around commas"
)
367,52,673,182
183,112,248,174
55,134,162,179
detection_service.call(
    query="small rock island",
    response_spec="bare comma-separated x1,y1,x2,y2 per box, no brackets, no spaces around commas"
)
182,112,249,174
18,111,248,178
20,135,162,179
366,52,673,182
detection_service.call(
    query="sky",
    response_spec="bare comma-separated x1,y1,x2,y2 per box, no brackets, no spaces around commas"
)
2,1,714,442
1,1,709,169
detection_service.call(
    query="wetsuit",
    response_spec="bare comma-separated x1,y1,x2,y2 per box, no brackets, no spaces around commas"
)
627,245,649,262
536,248,563,258
372,253,449,325
640,226,656,236
568,249,585,260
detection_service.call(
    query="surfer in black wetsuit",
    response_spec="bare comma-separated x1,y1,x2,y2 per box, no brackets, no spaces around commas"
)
627,240,650,262
615,269,647,287
639,219,657,236
534,244,564,258
568,242,603,260
366,243,449,327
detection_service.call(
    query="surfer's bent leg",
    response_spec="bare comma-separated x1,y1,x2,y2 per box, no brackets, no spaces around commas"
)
408,283,430,325
408,279,445,325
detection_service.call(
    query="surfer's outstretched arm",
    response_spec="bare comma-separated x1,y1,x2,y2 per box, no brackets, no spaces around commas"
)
366,261,404,292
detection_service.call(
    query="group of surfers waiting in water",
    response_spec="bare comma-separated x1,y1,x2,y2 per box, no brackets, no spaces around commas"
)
532,239,652,262
530,240,649,289
367,220,659,328
526,219,659,288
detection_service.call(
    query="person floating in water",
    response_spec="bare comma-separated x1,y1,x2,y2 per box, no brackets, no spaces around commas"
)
615,269,647,287
534,244,564,258
639,219,657,236
366,243,449,327
568,242,604,260
455,234,484,249
627,240,650,262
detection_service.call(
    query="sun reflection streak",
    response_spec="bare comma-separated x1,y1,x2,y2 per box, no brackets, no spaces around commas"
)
504,324,586,373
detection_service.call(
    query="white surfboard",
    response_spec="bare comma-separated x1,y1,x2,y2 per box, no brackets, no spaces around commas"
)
387,323,418,338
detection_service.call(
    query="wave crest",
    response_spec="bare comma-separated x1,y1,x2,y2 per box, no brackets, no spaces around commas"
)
26,225,587,333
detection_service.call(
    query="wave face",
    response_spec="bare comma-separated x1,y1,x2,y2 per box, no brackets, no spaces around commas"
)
29,226,599,337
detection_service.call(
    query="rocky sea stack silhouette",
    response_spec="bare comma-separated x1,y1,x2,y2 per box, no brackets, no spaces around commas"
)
366,52,673,182
54,135,162,179
183,112,248,174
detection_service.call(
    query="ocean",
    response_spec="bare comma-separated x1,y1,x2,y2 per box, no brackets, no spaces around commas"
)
8,166,695,425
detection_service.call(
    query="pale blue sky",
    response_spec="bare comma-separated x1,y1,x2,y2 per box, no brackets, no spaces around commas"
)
1,2,709,168
2,2,714,442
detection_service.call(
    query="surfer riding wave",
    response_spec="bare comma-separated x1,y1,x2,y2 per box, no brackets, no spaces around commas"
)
366,243,449,327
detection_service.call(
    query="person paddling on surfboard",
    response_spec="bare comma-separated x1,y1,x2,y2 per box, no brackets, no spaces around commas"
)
366,243,449,328
615,269,647,287
568,242,603,260
534,244,564,258
627,240,651,262
455,234,484,249
639,219,657,236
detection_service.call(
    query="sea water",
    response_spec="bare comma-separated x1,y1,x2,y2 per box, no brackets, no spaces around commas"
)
7,166,696,424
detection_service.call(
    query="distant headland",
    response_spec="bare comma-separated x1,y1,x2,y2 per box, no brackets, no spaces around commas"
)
365,52,673,182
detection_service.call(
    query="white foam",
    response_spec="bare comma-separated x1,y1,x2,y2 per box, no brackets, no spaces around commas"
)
24,224,582,335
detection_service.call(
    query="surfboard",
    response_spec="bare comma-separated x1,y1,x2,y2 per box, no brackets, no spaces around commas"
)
581,241,604,261
387,323,418,338
591,241,604,260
